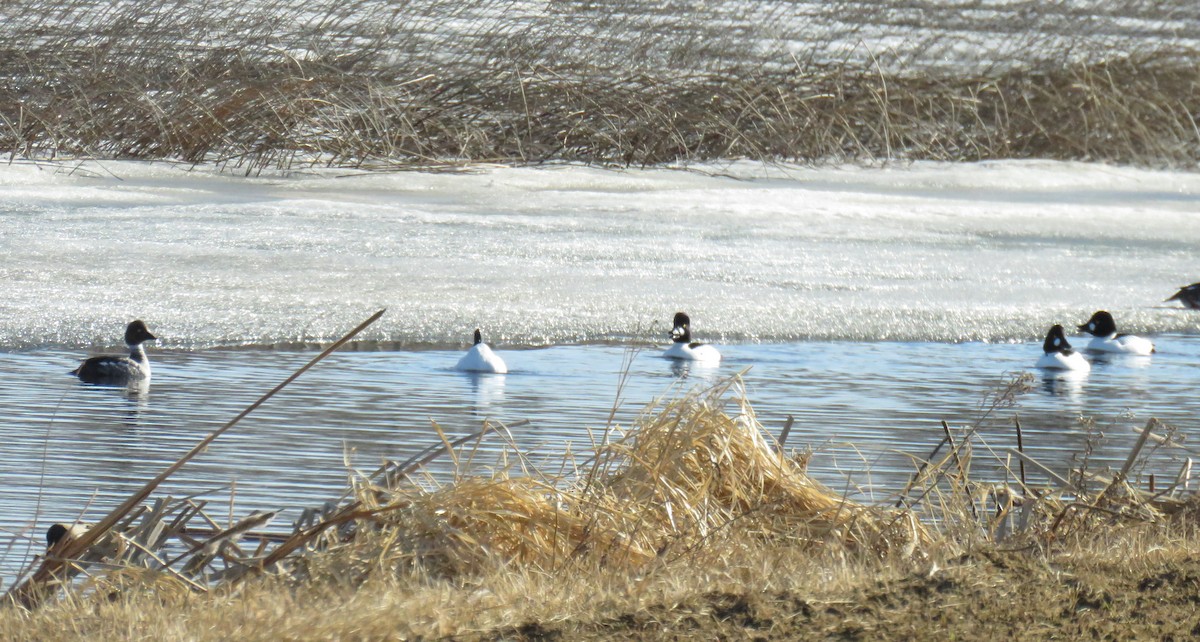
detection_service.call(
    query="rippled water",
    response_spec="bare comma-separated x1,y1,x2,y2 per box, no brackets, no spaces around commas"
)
2,336,1197,582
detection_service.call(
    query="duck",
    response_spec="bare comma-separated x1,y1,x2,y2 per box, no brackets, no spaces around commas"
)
72,320,156,384
1166,282,1200,309
45,522,91,550
663,312,721,362
1077,310,1154,355
455,328,507,374
1036,324,1090,371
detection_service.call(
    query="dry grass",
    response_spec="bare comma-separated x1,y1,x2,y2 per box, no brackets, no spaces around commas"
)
10,526,1200,640
2,0,1200,171
3,362,1199,638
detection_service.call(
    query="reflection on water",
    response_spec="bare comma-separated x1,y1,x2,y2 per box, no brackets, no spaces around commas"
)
464,372,506,416
1,337,1198,581
1039,369,1087,402
667,357,723,381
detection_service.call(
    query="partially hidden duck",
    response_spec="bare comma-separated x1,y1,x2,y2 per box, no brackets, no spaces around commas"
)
1166,282,1200,310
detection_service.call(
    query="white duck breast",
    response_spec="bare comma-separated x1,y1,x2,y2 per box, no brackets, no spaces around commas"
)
455,329,507,374
663,312,721,362
1036,324,1090,372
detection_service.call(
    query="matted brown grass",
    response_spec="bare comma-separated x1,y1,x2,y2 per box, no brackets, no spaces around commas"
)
7,524,1200,639
3,0,1200,171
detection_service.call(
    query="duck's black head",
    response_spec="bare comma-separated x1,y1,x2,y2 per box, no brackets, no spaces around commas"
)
1077,310,1116,337
124,320,156,346
1042,324,1073,355
670,312,691,343
473,328,482,345
45,523,69,548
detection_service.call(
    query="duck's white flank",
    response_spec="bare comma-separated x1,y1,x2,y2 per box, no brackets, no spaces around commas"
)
1036,350,1091,371
1085,334,1155,356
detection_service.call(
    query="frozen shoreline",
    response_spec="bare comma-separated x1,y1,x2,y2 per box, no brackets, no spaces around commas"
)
1,159,1198,350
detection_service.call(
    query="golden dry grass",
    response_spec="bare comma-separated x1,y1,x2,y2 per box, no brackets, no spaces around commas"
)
6,521,1200,640
3,0,1200,171
292,376,923,584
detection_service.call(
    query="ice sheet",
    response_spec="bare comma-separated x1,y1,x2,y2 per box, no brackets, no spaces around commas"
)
1,160,1198,349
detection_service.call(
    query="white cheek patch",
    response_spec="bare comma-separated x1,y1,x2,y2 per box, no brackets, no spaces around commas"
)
1088,323,1094,331
1053,338,1061,347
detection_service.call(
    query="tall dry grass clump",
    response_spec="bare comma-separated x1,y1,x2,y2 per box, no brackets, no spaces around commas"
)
2,0,1200,171
304,376,922,584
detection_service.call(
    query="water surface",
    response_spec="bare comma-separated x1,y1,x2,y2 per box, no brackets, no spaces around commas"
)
2,336,1197,583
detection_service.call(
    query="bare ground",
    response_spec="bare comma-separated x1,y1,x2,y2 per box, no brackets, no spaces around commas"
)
471,550,1200,641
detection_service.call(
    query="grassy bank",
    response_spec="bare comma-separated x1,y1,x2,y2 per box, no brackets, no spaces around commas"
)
2,360,1196,639
3,0,1200,171
8,530,1200,639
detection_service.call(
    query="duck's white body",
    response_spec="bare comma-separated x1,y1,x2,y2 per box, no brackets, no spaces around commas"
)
1086,334,1154,356
1036,350,1090,371
455,329,507,374
662,341,721,362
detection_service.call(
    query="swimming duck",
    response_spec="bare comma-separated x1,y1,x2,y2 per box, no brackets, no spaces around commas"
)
455,328,507,374
663,312,721,362
1077,310,1154,355
1166,282,1200,309
72,320,156,384
1036,324,1090,371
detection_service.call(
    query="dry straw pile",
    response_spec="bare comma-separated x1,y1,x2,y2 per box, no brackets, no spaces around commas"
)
355,376,923,581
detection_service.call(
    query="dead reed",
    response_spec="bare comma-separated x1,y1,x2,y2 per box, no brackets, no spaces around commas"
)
2,0,1199,171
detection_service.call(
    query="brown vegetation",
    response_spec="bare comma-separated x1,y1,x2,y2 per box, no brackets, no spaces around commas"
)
2,332,1197,639
2,0,1200,172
